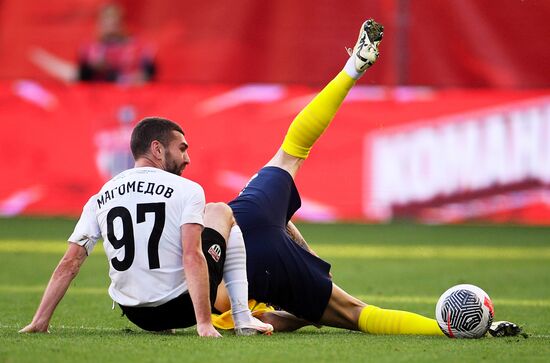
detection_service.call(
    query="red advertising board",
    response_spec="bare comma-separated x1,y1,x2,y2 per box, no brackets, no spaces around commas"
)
1,81,549,224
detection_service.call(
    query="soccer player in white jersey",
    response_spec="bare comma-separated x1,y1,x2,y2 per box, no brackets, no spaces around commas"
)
19,117,272,337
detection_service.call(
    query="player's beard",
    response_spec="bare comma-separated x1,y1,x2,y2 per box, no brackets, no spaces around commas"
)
164,154,186,176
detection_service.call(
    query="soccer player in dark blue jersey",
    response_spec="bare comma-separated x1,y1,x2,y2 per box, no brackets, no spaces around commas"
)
214,19,519,338
224,20,445,335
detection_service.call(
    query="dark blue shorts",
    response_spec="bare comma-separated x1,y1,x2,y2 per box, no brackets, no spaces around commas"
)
229,166,333,322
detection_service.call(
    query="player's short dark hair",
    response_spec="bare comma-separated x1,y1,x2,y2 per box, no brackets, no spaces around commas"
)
130,117,184,159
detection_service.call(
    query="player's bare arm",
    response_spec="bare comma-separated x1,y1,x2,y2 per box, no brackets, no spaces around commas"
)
285,221,319,258
19,243,88,333
181,223,221,338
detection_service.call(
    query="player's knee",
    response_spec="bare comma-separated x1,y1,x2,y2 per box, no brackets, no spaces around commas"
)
205,202,232,217
203,203,234,243
265,149,303,179
204,202,234,226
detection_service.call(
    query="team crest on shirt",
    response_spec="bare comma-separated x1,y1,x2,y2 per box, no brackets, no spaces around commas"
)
208,244,222,262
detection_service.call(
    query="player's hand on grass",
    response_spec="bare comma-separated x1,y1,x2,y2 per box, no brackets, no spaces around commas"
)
196,322,222,338
19,322,49,333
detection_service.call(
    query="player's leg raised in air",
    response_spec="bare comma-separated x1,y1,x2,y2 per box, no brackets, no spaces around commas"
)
203,203,273,335
266,19,382,178
260,19,443,336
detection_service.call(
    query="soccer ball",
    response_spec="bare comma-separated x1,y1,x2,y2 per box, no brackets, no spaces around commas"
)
435,284,494,338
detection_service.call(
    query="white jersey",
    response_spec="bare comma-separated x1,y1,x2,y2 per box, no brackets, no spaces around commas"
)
69,167,205,307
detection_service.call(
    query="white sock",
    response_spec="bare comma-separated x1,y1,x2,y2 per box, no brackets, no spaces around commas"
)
223,225,253,326
343,56,364,80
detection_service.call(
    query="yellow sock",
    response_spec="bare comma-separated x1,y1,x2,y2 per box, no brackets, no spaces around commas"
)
211,300,274,330
281,71,356,159
358,305,444,336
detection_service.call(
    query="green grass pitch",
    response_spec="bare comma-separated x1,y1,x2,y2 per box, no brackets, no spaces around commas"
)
1,217,549,362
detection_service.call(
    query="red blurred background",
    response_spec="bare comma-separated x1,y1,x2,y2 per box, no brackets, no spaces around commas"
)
2,0,549,86
1,0,549,224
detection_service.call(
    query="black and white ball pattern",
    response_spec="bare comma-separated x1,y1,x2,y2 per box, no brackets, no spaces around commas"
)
435,284,494,338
